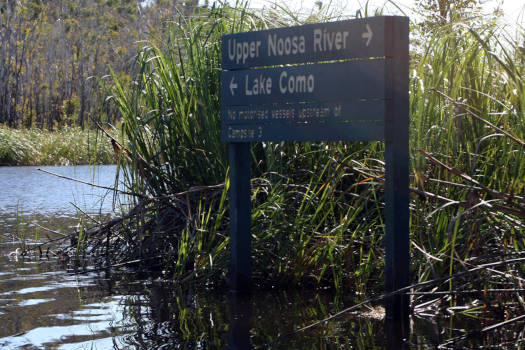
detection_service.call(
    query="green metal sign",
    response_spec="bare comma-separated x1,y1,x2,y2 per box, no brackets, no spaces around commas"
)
221,16,410,341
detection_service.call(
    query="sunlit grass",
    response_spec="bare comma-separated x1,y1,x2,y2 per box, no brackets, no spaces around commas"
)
0,126,117,166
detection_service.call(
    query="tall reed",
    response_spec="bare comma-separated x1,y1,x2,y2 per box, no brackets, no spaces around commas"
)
409,17,524,285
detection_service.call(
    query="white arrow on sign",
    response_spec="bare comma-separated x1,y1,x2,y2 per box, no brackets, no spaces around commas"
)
229,77,238,96
361,24,373,47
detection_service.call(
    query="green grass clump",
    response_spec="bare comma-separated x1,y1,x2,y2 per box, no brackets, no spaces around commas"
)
100,4,524,302
409,18,525,284
0,126,117,166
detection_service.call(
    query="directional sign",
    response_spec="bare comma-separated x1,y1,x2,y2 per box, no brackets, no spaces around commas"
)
222,17,411,340
222,16,386,70
222,60,386,106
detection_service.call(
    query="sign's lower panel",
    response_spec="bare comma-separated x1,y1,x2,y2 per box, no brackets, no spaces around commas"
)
222,121,385,142
222,100,385,125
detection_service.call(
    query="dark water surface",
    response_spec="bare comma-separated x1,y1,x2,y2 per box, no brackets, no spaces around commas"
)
0,166,517,349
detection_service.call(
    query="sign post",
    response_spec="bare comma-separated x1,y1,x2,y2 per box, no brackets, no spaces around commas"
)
221,15,409,341
228,142,252,290
384,17,410,341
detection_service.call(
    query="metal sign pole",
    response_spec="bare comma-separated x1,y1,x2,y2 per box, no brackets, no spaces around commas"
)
228,142,252,290
384,17,410,342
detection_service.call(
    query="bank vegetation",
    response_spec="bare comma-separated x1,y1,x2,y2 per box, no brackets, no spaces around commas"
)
0,125,118,165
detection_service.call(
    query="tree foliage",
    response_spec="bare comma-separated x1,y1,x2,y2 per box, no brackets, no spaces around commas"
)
0,0,198,129
416,0,487,26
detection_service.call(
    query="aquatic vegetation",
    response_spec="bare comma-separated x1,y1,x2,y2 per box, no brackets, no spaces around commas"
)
0,126,117,166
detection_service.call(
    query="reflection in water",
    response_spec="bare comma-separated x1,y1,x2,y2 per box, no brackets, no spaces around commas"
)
0,249,519,349
228,292,252,350
0,253,391,349
112,279,389,349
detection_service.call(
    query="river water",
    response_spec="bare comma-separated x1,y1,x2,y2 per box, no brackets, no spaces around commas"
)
0,165,513,349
